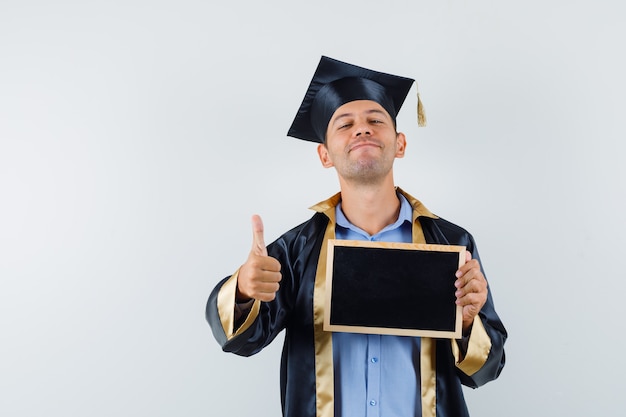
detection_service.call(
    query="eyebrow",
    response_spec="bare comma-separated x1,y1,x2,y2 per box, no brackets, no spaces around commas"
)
331,109,389,126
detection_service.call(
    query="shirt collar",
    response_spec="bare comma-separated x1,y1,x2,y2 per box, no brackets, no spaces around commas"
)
335,192,413,238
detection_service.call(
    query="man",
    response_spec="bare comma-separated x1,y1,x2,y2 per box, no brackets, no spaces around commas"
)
206,56,507,417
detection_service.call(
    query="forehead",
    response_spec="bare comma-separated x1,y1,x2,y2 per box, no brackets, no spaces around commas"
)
330,100,392,121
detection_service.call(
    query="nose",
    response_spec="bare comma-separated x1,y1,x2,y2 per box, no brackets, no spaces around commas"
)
354,122,371,137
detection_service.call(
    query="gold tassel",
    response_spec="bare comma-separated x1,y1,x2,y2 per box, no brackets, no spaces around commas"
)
417,85,427,127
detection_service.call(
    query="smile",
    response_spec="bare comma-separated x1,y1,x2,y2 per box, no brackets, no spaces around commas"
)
349,141,382,152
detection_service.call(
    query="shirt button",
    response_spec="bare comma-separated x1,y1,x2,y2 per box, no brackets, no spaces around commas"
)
370,400,377,406
371,357,378,363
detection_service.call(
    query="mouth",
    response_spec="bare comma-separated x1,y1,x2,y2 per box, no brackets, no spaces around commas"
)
348,140,382,152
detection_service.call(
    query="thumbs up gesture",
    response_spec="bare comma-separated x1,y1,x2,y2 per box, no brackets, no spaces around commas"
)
236,215,282,302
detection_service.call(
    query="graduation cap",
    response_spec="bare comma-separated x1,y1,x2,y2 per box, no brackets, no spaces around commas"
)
287,56,426,143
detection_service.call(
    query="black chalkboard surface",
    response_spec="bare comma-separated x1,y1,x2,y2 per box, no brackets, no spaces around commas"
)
324,240,465,338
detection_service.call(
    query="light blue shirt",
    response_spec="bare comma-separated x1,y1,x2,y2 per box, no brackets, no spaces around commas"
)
333,194,422,417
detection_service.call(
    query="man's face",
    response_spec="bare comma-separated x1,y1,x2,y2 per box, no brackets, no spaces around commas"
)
317,100,406,184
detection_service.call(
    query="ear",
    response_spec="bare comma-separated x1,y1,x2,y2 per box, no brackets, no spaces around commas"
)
395,132,407,158
317,143,334,168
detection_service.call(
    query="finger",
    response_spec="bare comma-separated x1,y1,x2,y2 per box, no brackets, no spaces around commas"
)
456,274,487,301
251,214,268,256
465,250,472,262
456,290,487,314
256,281,281,296
456,257,479,279
245,271,282,301
455,265,484,297
455,276,478,296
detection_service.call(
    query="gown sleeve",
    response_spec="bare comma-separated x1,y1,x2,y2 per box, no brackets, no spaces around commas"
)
451,234,507,388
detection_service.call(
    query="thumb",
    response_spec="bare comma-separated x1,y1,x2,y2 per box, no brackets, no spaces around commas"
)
251,214,268,256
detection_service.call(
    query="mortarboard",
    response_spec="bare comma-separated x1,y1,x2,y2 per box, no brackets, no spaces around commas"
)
287,56,426,143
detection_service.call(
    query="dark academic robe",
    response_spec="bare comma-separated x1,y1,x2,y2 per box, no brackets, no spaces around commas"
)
206,189,507,417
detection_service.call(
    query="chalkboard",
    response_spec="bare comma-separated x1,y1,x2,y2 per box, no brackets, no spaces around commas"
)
324,240,465,338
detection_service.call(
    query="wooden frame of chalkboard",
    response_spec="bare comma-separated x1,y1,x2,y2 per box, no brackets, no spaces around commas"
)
324,239,466,339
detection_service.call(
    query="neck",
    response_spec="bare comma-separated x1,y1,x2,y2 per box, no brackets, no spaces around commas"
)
338,175,401,236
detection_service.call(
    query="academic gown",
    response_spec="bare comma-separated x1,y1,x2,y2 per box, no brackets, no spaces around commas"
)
206,189,507,417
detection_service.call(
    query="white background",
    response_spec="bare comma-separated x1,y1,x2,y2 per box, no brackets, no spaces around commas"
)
1,1,625,416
